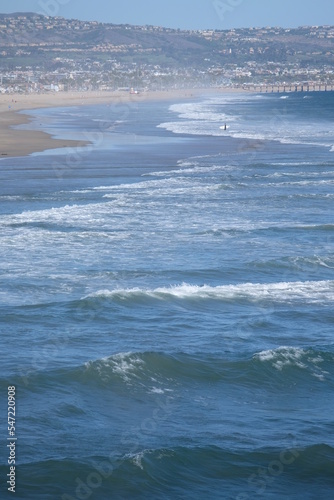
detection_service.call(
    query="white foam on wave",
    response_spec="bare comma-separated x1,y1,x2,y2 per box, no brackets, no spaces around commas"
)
100,176,219,198
85,280,334,305
158,121,334,148
95,177,197,192
270,161,321,167
168,101,234,123
291,255,334,270
142,163,227,178
161,95,334,150
230,130,333,149
85,352,144,383
158,97,239,137
0,195,23,201
256,170,334,180
157,120,223,136
254,346,330,380
0,197,131,229
85,352,174,394
256,346,305,367
125,449,174,470
267,179,334,188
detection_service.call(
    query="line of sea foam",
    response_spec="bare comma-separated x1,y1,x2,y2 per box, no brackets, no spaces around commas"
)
84,280,334,305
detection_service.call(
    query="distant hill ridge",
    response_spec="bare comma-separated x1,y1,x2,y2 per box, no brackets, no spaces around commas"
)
1,12,333,90
1,11,334,30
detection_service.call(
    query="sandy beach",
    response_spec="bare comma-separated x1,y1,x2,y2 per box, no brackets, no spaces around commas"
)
0,88,243,158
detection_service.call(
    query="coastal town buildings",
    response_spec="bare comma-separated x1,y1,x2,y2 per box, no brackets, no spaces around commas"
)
0,13,333,94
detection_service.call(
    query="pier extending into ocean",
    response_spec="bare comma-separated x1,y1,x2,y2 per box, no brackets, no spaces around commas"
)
243,83,334,92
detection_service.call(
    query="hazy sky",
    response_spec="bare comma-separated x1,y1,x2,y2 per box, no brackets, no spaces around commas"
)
2,0,334,30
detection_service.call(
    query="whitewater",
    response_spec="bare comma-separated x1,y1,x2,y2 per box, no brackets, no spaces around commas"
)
0,91,334,499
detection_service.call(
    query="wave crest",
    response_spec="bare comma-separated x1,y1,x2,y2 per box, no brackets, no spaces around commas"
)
254,346,332,380
84,280,334,305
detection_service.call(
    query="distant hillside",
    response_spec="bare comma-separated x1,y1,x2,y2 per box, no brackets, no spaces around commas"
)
1,13,334,69
0,13,334,91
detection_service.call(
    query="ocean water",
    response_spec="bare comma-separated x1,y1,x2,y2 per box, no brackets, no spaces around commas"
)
1,91,334,499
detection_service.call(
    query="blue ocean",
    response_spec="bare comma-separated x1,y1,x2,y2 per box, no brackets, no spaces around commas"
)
1,91,334,499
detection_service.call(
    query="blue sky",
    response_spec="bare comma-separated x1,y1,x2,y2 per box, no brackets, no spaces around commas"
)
2,0,334,30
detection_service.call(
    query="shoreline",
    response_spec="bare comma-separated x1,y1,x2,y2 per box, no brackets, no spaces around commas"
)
0,88,245,158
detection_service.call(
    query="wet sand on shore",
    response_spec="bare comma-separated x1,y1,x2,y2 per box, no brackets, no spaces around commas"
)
0,88,244,158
